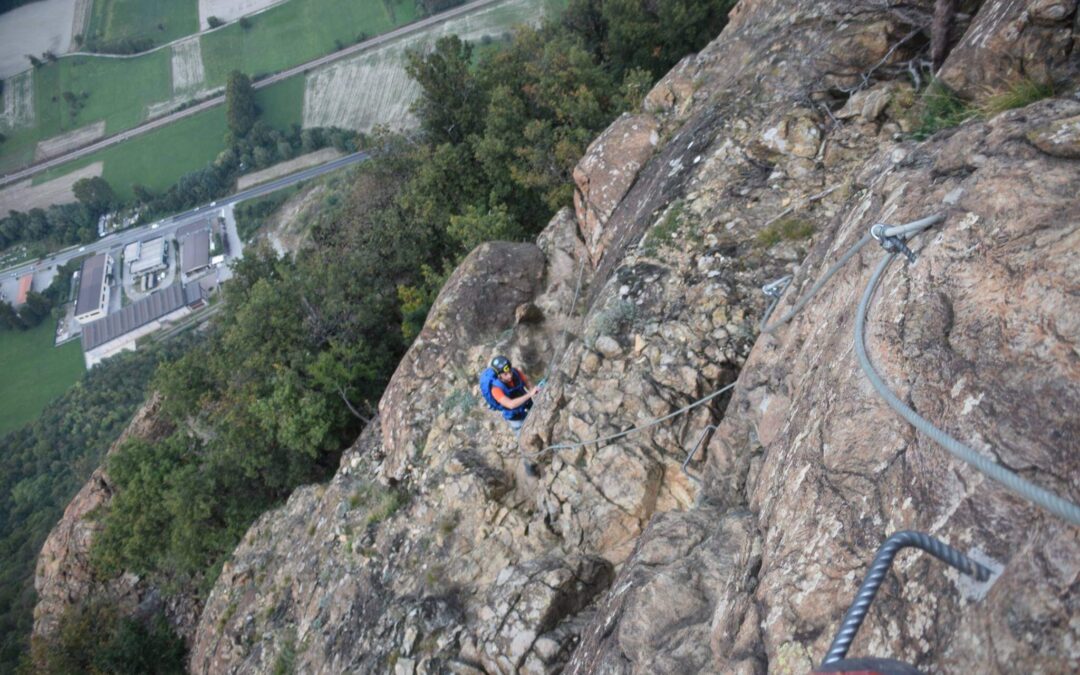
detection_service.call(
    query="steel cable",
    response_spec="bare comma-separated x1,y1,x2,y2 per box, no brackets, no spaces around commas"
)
856,234,1080,526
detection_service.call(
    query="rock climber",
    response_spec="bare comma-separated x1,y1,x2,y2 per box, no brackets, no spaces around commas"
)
479,355,543,476
479,355,542,434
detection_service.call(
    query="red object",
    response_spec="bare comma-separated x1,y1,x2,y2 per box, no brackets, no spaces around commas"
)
15,274,32,305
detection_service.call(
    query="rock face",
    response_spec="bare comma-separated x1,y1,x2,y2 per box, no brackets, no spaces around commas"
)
378,241,547,483
937,0,1080,99
38,0,1080,672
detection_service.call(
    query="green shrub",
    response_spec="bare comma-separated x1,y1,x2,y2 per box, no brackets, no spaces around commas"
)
30,602,184,674
586,299,638,348
756,218,814,248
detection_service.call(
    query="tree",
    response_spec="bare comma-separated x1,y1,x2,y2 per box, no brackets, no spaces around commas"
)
26,54,43,68
0,301,20,330
405,36,484,145
207,15,224,28
225,71,257,139
17,292,52,328
132,184,155,205
72,176,116,215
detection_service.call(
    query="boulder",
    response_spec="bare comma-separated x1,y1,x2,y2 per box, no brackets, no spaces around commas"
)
938,0,1079,99
573,114,660,265
378,242,545,483
463,555,614,674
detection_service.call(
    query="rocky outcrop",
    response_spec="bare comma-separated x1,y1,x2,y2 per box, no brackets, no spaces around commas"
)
40,0,1080,672
938,0,1079,99
573,114,661,264
378,241,547,483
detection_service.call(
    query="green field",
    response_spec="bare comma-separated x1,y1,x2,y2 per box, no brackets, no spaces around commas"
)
33,76,305,201
200,0,418,84
254,75,305,130
86,0,200,49
0,49,172,173
0,319,85,437
0,0,415,173
32,106,228,198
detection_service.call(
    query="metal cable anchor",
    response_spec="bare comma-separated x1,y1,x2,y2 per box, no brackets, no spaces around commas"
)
871,224,917,264
762,275,792,298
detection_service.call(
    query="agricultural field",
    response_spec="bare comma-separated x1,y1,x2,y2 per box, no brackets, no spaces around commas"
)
199,0,282,29
85,0,199,50
0,317,85,438
171,36,207,94
33,105,230,200
32,75,303,201
0,0,78,79
0,161,102,214
200,0,417,84
0,47,172,173
3,0,557,200
303,0,563,133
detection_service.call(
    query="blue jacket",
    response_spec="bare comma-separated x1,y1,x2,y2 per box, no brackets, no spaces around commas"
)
479,367,533,421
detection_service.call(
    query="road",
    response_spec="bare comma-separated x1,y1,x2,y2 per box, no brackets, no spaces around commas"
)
0,150,371,280
0,0,506,188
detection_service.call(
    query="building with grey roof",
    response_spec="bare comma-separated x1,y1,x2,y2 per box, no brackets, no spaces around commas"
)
81,283,205,367
74,253,113,325
182,230,211,276
177,217,213,277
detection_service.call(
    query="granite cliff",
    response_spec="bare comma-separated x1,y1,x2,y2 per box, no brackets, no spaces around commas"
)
34,0,1079,672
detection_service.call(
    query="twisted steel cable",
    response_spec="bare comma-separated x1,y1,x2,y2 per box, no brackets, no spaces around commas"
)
822,530,992,665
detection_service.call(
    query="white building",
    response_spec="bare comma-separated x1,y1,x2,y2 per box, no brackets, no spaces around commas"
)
74,253,113,325
125,237,169,277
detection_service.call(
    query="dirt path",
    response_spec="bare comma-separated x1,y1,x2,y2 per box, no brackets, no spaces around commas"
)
34,121,106,161
0,161,102,213
236,147,342,190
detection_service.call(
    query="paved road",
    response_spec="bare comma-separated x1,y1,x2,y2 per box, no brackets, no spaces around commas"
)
0,0,505,188
0,150,371,280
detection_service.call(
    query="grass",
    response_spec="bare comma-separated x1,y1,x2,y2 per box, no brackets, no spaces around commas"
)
37,50,174,135
85,0,199,49
642,199,684,255
911,77,1057,141
0,0,559,175
2,0,401,172
200,0,419,86
0,317,85,437
348,481,408,527
32,75,305,201
254,75,305,130
33,105,229,200
756,217,814,248
0,49,172,172
980,78,1055,117
912,80,974,140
